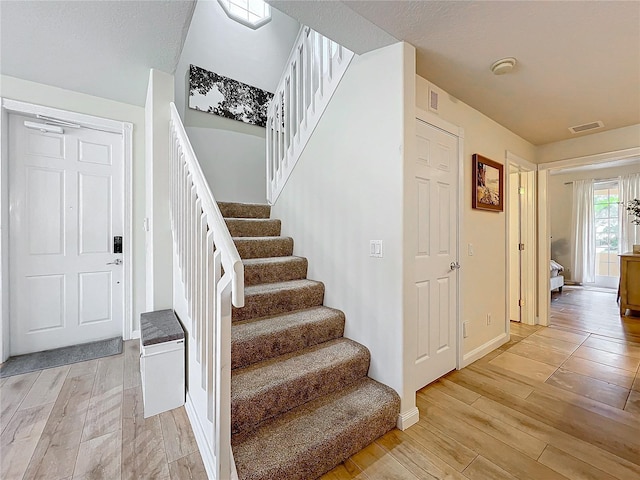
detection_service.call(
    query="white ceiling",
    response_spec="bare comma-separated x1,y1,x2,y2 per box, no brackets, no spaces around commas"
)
1,0,638,144
272,0,640,146
0,0,196,106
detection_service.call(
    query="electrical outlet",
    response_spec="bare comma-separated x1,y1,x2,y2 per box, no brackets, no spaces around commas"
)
463,321,469,338
468,243,474,256
486,313,492,325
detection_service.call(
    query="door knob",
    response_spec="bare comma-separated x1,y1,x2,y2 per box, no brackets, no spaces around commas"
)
106,258,123,266
450,261,460,271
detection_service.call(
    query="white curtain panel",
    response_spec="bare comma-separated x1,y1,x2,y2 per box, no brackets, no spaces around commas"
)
570,179,595,284
620,172,640,253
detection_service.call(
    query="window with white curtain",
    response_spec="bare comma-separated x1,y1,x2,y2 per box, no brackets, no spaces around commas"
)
594,181,620,284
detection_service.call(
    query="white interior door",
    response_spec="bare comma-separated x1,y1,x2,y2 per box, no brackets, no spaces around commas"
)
9,114,124,355
413,118,458,391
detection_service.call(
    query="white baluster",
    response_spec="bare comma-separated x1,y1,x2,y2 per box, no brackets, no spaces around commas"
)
216,272,232,480
189,186,197,318
209,247,222,422
198,211,207,368
193,197,201,360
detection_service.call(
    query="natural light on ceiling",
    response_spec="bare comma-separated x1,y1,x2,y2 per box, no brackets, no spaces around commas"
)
218,0,271,29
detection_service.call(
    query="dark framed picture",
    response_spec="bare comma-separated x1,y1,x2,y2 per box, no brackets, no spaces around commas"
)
472,154,503,212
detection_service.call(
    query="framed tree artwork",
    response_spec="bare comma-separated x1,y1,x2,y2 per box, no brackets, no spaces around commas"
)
472,154,504,212
188,64,273,128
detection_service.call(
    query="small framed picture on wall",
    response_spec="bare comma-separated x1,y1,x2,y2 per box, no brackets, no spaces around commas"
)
472,154,504,212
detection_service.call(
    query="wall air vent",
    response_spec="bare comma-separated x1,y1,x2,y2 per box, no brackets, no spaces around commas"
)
569,121,604,134
428,86,439,113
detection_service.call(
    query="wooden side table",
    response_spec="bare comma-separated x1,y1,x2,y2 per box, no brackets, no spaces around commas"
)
619,253,640,316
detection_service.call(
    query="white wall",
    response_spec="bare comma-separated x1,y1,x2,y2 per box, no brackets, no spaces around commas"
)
548,162,640,281
416,76,537,358
537,124,640,164
271,43,409,413
1,104,8,360
145,69,174,311
186,127,266,203
0,74,147,333
174,0,300,204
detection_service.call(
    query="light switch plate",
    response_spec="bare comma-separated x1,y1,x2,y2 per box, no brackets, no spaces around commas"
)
370,240,383,258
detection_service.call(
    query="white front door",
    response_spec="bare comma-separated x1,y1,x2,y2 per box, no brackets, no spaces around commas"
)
9,114,124,355
412,118,458,390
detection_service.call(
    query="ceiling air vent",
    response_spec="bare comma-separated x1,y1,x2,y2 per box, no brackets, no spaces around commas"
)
569,121,604,134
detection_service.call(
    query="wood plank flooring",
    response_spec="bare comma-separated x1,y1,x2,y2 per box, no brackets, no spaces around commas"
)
550,285,640,342
0,342,206,480
321,286,640,479
2,284,639,479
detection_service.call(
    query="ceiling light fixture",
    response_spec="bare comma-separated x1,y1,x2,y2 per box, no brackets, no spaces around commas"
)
490,57,517,75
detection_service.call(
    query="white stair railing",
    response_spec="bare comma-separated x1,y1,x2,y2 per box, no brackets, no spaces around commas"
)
266,26,354,204
169,103,243,480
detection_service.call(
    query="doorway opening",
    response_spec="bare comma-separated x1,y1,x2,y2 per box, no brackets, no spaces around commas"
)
506,152,536,325
538,151,640,332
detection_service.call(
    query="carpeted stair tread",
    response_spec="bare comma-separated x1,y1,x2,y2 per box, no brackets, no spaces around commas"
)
232,279,324,322
218,202,271,219
232,377,400,480
243,256,308,286
231,338,369,433
225,218,281,237
233,236,294,259
231,306,345,369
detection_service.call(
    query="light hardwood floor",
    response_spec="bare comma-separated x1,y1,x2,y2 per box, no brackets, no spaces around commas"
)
550,285,640,342
0,340,207,480
321,286,640,479
2,286,639,480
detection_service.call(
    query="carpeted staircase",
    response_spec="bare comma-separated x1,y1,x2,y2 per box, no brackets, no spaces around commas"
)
219,201,400,480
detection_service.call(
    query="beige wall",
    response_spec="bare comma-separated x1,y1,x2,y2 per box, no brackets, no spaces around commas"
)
416,76,537,357
0,74,146,333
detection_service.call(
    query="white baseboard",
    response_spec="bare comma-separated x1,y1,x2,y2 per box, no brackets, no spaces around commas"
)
396,406,419,430
461,332,508,368
185,394,217,479
130,329,140,340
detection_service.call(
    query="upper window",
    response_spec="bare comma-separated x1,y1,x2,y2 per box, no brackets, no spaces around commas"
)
218,0,271,29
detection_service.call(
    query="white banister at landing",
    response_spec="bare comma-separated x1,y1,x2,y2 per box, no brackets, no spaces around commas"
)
266,26,354,204
169,103,243,480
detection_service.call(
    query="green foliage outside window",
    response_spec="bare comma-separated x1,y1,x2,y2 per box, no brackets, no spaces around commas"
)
626,199,640,225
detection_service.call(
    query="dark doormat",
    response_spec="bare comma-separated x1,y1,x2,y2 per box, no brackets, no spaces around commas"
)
0,336,123,378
